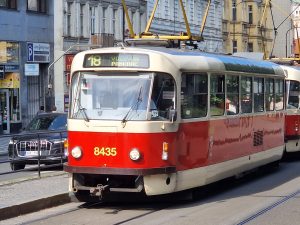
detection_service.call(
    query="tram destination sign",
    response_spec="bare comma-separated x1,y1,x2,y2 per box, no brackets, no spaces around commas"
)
83,53,149,68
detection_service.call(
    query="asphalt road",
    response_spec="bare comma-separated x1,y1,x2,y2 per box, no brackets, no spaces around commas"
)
2,159,300,225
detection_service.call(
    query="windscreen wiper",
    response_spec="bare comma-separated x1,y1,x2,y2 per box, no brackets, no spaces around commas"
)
78,106,90,122
122,86,143,125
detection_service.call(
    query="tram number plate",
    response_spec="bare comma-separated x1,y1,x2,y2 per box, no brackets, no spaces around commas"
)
25,151,38,156
94,147,117,157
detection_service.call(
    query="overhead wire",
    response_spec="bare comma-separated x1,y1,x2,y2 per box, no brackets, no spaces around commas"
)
266,2,300,58
269,2,277,57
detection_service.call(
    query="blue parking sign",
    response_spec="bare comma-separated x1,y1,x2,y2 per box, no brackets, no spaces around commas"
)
27,43,33,62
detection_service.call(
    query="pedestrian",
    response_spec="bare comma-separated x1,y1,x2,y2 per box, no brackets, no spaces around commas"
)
37,106,45,115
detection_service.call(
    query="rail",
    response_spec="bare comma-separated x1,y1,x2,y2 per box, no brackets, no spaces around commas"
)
0,130,67,179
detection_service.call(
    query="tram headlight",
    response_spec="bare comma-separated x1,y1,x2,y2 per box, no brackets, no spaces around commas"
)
71,146,82,159
129,148,141,161
162,142,168,161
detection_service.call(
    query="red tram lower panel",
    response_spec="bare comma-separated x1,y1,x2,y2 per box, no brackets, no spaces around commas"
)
65,114,285,200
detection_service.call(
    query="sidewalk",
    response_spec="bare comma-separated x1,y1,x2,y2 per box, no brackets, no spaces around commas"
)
0,172,70,221
0,136,10,156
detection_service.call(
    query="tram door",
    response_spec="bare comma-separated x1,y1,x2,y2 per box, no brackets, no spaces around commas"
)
0,90,10,134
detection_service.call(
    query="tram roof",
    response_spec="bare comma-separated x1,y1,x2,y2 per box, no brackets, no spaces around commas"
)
77,46,285,76
279,65,300,80
144,47,285,76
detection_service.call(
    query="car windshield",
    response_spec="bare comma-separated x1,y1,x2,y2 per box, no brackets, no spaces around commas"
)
70,72,176,121
26,114,67,131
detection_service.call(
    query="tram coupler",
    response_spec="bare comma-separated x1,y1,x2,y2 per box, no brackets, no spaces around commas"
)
90,184,109,199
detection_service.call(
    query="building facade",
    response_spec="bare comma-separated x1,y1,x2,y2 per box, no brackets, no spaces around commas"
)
53,0,147,112
222,0,274,58
0,0,54,134
147,0,224,53
292,0,300,56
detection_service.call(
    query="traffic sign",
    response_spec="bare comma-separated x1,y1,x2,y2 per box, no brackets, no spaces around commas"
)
27,42,33,62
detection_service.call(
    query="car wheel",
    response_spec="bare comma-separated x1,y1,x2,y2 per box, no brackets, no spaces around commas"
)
10,163,25,171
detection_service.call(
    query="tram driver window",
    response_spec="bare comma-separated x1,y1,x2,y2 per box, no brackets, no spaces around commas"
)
181,73,208,119
210,74,225,116
241,76,253,114
287,81,300,109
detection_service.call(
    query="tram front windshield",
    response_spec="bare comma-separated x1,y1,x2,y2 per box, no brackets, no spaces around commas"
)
70,72,176,121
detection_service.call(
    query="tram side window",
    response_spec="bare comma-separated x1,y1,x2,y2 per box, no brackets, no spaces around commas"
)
275,79,284,110
226,75,239,115
181,73,208,119
287,81,300,109
241,76,253,113
265,78,275,111
253,77,264,112
210,74,225,116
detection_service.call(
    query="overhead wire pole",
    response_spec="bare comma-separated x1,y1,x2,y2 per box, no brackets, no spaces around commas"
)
259,0,271,60
121,0,204,41
269,2,277,58
264,2,300,60
121,0,135,38
199,0,211,40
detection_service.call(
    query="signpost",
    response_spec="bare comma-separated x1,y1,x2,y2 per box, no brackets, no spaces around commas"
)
0,65,5,79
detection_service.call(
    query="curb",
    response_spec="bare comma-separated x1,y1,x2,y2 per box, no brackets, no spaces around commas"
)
0,151,7,157
0,193,70,221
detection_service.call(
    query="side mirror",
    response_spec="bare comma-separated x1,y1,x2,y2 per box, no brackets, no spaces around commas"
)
168,109,177,122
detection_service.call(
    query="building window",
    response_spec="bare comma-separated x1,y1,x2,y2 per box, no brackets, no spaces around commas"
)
80,4,84,37
27,0,46,13
232,0,237,21
90,6,96,35
102,7,106,33
66,2,72,36
233,40,237,53
0,0,17,9
248,42,253,52
164,0,170,20
112,9,117,35
248,5,253,24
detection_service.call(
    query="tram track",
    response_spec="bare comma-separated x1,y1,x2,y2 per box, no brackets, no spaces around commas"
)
20,200,174,225
236,189,300,225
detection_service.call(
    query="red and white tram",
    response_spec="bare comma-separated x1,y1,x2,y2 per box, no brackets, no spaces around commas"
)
282,65,300,153
64,45,286,201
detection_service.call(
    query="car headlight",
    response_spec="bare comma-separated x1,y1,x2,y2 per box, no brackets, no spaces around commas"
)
129,148,141,161
71,146,82,159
